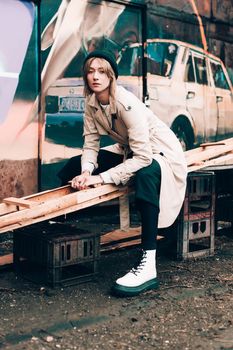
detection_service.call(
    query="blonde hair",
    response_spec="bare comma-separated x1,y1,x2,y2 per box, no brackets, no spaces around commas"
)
83,57,116,98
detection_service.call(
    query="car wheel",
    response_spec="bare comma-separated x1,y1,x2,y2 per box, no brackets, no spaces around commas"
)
171,118,194,151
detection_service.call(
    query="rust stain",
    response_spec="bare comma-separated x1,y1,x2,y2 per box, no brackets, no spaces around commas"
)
0,159,38,202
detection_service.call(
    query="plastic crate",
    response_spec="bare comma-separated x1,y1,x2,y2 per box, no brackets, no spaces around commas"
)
13,223,100,287
187,171,215,199
177,171,215,260
183,171,215,220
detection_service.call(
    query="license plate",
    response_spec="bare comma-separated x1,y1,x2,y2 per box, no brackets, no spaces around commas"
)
59,96,85,112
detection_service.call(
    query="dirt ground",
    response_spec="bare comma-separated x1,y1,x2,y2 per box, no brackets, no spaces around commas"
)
0,207,233,350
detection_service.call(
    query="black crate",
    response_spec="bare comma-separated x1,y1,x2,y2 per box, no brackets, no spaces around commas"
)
13,223,100,287
177,171,215,260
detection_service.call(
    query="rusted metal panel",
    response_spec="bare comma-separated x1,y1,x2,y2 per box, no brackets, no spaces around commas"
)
212,0,233,23
0,159,38,203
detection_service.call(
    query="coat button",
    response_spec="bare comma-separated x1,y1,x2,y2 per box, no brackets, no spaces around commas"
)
127,106,132,110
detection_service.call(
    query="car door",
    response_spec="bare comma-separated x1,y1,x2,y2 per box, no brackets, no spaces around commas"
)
209,59,233,140
184,50,211,144
146,40,184,126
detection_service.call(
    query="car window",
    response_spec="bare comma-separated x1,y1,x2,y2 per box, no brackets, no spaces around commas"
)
118,46,142,76
194,56,208,85
210,61,230,90
147,42,178,77
184,53,195,82
185,52,208,85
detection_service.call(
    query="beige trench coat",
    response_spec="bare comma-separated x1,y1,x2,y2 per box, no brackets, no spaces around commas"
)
82,86,187,228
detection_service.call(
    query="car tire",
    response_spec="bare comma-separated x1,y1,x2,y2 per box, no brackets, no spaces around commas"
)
171,118,194,151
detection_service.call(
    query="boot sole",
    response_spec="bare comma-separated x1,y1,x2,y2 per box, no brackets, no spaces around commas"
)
111,278,159,297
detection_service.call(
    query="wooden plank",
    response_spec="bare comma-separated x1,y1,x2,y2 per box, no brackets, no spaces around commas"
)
0,184,124,230
101,227,164,246
0,253,13,267
0,203,17,216
101,238,141,252
100,229,164,252
185,137,233,158
24,185,72,201
0,185,72,216
3,197,40,208
0,187,128,234
200,142,226,147
119,194,130,231
101,227,141,245
186,143,233,166
188,152,233,172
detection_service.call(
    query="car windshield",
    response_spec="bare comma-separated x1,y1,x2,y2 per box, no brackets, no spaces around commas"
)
147,42,178,77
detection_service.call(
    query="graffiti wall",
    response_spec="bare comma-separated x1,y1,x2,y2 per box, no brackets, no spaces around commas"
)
0,0,232,199
0,0,38,201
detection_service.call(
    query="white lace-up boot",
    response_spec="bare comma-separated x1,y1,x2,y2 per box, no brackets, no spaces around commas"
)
112,250,159,296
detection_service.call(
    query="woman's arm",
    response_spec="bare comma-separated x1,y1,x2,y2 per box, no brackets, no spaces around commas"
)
81,105,100,172
102,102,153,185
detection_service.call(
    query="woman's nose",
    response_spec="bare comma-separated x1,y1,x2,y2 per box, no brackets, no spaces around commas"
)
93,71,99,79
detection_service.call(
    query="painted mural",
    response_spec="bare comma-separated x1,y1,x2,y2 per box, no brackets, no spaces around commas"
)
0,0,232,200
0,0,38,201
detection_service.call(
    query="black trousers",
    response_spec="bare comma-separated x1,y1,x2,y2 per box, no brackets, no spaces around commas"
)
58,150,161,250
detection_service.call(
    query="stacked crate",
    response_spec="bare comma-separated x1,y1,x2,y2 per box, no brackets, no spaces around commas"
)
177,171,215,260
13,223,100,287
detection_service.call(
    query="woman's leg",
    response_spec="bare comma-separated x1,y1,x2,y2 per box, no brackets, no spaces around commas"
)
113,160,161,296
136,201,159,250
135,160,161,250
57,149,124,185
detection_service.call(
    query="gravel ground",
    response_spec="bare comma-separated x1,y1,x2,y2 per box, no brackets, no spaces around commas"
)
0,208,232,350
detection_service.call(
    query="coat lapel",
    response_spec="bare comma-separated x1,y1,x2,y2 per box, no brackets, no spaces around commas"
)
87,93,128,145
88,93,112,131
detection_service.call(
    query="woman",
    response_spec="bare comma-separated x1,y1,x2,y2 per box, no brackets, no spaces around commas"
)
58,50,187,296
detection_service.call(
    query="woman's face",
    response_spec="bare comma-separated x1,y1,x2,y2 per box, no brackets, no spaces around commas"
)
87,58,111,95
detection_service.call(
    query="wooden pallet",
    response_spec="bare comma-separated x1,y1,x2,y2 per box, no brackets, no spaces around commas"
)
0,184,132,234
186,137,233,172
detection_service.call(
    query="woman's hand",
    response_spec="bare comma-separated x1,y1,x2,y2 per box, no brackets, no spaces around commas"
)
71,171,103,190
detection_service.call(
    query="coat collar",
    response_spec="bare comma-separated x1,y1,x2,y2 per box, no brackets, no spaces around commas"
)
87,92,116,114
86,91,127,145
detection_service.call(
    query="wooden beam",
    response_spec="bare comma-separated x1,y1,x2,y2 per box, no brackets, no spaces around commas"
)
186,143,233,166
101,227,141,245
185,137,233,157
101,238,141,251
200,142,226,147
0,185,72,216
0,253,13,267
3,197,40,208
100,227,164,250
188,152,233,172
0,186,129,234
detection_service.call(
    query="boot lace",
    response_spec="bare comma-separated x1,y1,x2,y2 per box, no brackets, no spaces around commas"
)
130,250,147,276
